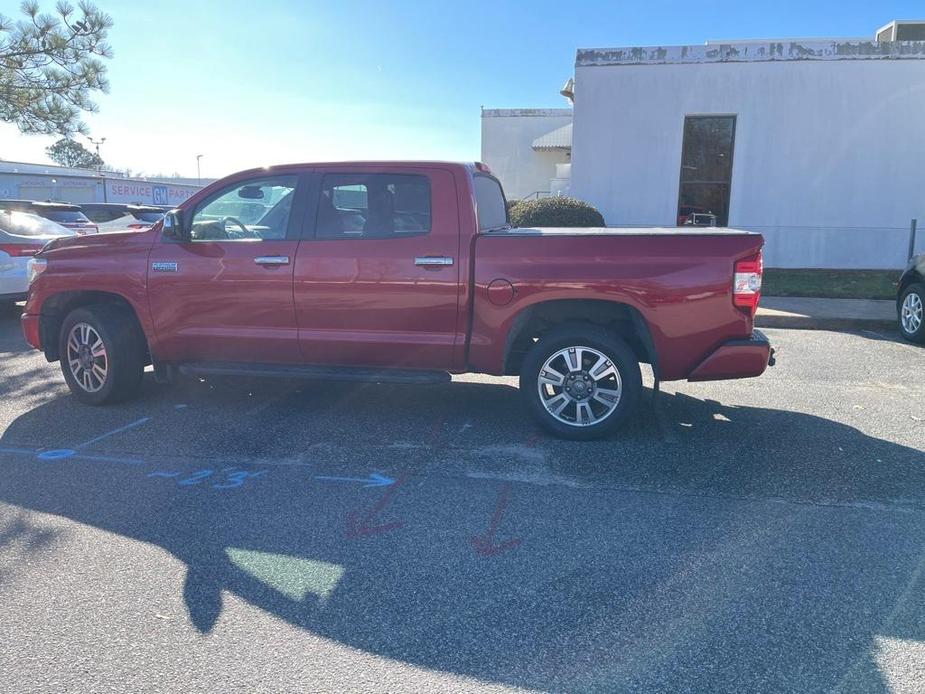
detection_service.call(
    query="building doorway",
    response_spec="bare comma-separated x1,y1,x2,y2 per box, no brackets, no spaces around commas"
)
677,115,736,226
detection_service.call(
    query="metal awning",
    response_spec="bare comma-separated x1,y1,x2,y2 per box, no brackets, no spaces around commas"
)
532,123,572,151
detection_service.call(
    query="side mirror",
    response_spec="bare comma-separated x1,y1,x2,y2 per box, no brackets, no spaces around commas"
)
162,209,189,242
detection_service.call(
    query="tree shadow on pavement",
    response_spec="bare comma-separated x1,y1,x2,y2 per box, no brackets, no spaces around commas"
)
0,382,923,692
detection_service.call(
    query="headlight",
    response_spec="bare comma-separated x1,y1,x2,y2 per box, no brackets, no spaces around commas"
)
26,257,47,285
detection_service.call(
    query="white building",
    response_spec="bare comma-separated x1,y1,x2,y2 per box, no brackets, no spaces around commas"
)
0,160,205,207
482,20,925,269
480,108,572,200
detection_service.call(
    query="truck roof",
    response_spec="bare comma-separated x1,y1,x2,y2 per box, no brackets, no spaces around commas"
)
224,161,483,178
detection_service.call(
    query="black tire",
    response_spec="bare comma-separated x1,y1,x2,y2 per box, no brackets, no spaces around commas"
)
899,283,925,344
519,323,642,440
58,305,146,405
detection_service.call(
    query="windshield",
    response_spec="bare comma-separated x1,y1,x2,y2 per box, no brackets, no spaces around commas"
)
42,209,92,224
0,210,76,237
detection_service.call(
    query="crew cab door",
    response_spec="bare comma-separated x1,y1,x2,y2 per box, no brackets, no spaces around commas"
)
147,173,307,363
293,167,462,369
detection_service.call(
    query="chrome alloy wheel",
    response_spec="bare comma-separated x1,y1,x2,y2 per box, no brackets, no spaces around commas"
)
537,345,623,427
66,322,109,393
901,291,923,334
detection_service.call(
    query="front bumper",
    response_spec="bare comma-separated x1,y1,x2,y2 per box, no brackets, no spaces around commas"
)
688,329,775,382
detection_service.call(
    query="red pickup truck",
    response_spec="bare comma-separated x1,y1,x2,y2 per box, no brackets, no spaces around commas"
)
21,162,773,439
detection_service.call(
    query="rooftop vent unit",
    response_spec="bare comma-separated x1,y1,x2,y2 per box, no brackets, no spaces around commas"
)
876,20,925,42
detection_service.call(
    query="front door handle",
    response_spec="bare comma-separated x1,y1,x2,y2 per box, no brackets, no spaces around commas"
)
414,256,454,267
255,256,290,266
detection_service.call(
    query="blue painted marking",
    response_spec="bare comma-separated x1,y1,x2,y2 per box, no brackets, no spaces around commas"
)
213,469,268,489
37,449,77,460
1,446,139,465
314,472,395,488
75,417,151,450
147,471,180,478
74,453,144,466
178,469,214,486
0,447,38,456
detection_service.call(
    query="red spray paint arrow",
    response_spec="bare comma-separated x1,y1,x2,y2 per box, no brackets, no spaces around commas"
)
347,474,407,539
470,482,522,557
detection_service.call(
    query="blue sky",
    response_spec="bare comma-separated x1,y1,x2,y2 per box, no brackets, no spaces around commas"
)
2,0,921,177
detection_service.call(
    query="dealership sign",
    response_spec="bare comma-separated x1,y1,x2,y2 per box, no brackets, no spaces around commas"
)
107,181,197,205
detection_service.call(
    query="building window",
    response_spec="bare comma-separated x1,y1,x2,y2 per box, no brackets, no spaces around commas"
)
677,115,736,227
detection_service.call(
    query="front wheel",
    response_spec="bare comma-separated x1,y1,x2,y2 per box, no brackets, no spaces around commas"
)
520,324,642,440
899,283,925,344
59,306,145,405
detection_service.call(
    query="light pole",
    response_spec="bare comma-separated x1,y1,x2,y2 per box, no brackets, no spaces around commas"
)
88,136,107,202
87,136,106,173
196,154,203,185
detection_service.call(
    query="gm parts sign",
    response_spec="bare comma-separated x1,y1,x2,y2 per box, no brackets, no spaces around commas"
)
108,181,197,205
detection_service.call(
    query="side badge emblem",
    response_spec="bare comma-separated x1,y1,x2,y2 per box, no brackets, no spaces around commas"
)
152,262,179,273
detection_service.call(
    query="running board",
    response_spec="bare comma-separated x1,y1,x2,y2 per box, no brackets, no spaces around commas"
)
177,361,452,385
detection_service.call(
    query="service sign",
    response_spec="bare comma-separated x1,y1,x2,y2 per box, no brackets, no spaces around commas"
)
107,181,197,205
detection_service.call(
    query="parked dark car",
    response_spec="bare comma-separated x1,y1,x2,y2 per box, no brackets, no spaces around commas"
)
82,203,169,232
897,254,924,343
123,205,170,229
79,203,133,223
0,200,98,235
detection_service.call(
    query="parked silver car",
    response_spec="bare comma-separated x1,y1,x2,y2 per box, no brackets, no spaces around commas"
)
0,210,75,304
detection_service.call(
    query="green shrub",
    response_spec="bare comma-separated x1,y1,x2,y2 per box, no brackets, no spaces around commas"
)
506,199,522,215
509,196,605,228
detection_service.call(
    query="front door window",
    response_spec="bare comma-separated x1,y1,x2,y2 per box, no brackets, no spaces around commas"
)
190,176,298,241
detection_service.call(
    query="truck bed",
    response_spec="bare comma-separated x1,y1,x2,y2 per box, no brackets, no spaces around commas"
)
490,226,759,237
469,228,765,381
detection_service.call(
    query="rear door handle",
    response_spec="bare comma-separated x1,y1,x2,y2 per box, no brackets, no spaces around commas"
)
255,256,290,266
414,256,454,267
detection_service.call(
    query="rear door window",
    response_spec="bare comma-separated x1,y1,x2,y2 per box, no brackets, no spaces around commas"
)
316,174,431,240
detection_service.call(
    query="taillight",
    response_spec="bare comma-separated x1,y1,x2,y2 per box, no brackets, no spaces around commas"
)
733,250,763,317
0,244,42,257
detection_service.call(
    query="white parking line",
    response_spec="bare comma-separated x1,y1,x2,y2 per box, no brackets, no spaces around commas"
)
74,417,151,450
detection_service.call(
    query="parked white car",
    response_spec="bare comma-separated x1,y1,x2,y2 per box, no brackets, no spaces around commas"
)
0,210,75,304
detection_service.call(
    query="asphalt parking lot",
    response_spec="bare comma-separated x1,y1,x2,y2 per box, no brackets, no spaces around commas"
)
0,302,923,693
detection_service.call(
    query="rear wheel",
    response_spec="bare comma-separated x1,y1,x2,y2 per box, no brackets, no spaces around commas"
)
520,324,642,440
58,306,146,405
899,283,925,344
